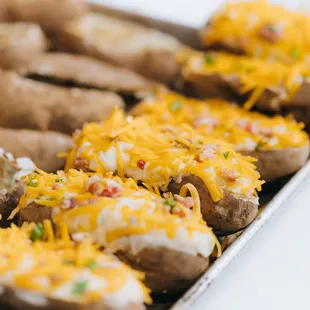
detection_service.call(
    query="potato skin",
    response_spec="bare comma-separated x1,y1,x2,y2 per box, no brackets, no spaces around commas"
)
18,203,51,227
243,145,310,182
0,23,48,70
8,0,87,32
0,181,24,228
0,71,125,135
0,128,73,173
0,285,144,310
169,174,258,236
117,246,209,294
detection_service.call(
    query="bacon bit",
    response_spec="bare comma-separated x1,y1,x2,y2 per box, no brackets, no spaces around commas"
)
171,206,186,218
52,183,63,190
61,198,77,210
174,195,194,209
102,184,123,198
221,169,240,182
260,127,273,138
137,160,146,170
88,182,104,196
258,24,281,43
74,157,89,170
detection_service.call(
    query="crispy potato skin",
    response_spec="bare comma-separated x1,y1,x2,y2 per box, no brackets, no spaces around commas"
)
243,145,310,182
168,175,258,235
0,71,125,135
117,247,209,294
0,285,144,310
8,0,87,32
18,203,51,227
0,181,24,228
0,128,73,173
0,23,48,70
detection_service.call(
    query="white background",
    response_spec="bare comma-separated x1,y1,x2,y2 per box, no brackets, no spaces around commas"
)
92,1,310,309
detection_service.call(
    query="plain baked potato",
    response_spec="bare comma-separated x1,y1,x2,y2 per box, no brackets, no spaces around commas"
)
0,22,48,69
0,128,73,173
57,13,182,84
17,170,218,294
0,70,125,135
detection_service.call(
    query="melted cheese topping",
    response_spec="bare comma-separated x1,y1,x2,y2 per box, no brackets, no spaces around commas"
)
0,224,150,307
180,49,310,109
65,108,263,201
16,170,219,258
132,89,309,151
200,0,310,64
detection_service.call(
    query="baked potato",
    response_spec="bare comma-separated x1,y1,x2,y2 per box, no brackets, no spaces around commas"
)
0,22,48,69
16,170,218,293
131,90,310,182
0,149,34,228
57,13,182,84
8,0,88,33
200,1,310,64
18,52,158,104
0,70,125,135
0,223,150,310
0,128,73,173
64,108,263,235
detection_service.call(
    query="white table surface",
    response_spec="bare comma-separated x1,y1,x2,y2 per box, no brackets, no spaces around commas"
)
92,1,310,309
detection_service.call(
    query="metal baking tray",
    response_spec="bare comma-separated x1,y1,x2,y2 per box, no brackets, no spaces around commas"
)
89,2,310,309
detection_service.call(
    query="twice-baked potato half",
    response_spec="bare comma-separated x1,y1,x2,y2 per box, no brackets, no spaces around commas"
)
57,13,182,84
0,22,47,69
65,109,263,235
0,223,150,309
0,149,34,228
17,52,158,104
0,128,73,173
131,90,310,182
16,169,219,293
0,70,124,135
200,1,310,64
8,0,87,32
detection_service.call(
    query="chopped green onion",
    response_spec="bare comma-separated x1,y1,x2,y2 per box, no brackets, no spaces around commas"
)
46,196,56,201
198,141,204,145
169,101,182,112
204,55,215,65
267,24,276,33
86,260,97,270
222,151,229,159
73,280,88,295
291,48,301,60
30,223,45,242
28,179,38,187
63,259,74,265
255,140,267,151
55,178,64,183
164,198,176,208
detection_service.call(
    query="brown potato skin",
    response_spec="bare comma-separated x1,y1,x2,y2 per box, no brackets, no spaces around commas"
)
19,52,157,94
0,285,144,310
0,181,24,228
243,145,310,182
0,128,73,173
18,203,51,227
8,0,88,33
117,247,209,294
0,70,125,135
57,15,181,84
168,175,258,236
0,23,48,70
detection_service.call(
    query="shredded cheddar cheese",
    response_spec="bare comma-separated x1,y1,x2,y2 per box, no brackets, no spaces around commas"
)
0,224,151,305
17,170,217,254
132,90,309,152
200,0,310,64
65,108,263,202
180,49,310,109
